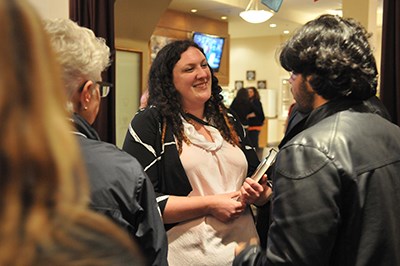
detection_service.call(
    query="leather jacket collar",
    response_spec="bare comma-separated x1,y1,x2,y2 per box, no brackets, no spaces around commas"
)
279,96,387,149
304,97,362,129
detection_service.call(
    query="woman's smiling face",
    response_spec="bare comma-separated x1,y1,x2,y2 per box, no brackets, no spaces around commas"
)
172,46,212,111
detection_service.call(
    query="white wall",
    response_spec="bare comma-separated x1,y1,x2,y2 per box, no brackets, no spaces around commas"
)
27,0,68,19
228,35,283,93
115,50,142,148
226,35,289,145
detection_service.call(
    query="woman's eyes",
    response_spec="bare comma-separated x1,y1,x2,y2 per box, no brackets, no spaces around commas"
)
184,63,208,72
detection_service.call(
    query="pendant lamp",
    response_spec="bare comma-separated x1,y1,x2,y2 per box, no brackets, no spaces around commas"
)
240,0,274,24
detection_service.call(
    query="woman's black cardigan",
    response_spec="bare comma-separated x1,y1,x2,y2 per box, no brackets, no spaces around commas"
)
122,106,260,218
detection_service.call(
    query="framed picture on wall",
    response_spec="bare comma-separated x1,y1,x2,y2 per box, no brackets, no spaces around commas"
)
235,80,244,90
246,70,256,81
150,35,177,62
257,80,267,89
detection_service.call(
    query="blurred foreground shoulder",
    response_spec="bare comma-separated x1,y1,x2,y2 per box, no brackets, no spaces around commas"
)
36,210,146,266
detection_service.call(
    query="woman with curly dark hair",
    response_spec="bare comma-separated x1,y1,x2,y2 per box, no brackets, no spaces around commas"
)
123,40,271,265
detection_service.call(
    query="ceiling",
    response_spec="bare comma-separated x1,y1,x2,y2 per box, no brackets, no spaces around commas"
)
168,0,382,38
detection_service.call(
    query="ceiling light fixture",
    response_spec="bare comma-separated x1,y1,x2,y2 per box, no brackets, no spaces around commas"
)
240,0,274,24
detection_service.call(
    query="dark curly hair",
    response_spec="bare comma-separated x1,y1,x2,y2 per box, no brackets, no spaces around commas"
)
279,14,377,100
147,39,239,153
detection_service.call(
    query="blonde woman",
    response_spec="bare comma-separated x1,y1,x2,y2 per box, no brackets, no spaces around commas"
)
0,0,143,265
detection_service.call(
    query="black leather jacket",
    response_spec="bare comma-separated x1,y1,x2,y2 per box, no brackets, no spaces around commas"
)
234,97,400,265
71,114,168,266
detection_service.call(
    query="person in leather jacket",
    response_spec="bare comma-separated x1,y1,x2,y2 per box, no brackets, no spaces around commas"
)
235,14,400,266
44,18,168,266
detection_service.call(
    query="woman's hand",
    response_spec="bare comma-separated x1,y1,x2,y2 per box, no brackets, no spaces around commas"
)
207,191,246,223
246,112,256,119
240,175,272,206
164,192,247,224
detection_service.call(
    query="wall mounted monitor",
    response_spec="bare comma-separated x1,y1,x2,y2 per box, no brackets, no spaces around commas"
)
192,32,225,72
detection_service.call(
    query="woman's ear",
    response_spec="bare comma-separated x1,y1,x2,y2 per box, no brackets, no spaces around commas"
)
79,80,94,107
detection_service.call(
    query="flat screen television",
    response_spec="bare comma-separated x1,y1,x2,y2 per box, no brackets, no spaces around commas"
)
192,32,225,72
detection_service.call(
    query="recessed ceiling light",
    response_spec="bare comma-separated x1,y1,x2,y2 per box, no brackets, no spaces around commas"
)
283,30,290,34
221,16,228,20
269,23,277,28
191,9,197,13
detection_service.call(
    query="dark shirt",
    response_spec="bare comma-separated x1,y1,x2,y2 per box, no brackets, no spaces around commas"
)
71,113,168,266
230,98,254,126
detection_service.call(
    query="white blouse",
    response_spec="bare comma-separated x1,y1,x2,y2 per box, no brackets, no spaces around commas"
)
167,119,259,266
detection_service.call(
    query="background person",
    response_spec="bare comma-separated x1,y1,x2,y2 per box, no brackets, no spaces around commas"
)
229,87,254,128
235,14,400,266
140,89,149,109
44,18,168,266
0,0,144,265
246,87,265,149
123,40,271,266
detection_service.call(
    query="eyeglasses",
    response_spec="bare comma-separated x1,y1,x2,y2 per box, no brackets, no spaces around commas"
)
96,81,113,98
78,80,113,98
